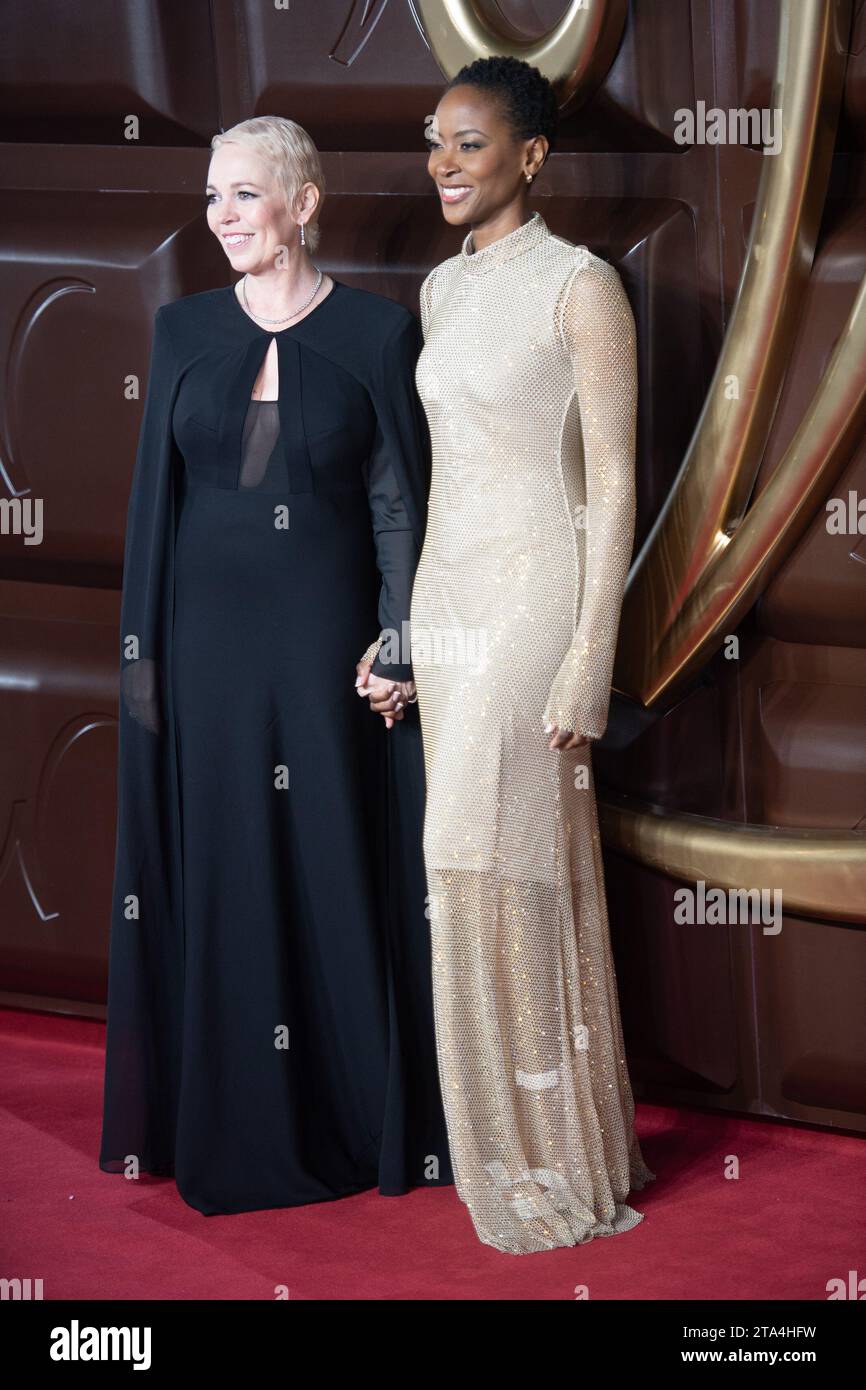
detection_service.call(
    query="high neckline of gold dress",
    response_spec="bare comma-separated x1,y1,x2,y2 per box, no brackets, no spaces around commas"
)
460,209,550,275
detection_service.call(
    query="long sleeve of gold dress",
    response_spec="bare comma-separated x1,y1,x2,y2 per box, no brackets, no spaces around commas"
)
410,210,655,1254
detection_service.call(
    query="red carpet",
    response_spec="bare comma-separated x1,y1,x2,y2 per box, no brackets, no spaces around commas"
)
1,1006,863,1300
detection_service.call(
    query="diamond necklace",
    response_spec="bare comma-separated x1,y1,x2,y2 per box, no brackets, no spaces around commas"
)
241,268,323,325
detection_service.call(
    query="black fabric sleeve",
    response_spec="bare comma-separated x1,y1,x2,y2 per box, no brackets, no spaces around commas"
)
362,434,418,682
361,312,430,683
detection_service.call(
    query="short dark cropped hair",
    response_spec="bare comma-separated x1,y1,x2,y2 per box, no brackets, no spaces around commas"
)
446,55,558,157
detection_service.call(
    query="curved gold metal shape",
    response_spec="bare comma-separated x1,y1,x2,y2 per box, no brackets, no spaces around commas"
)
598,794,866,925
412,0,627,109
615,0,855,707
604,0,865,925
636,271,866,697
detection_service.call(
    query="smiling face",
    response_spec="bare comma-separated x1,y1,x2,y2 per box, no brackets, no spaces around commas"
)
206,141,318,272
425,84,547,231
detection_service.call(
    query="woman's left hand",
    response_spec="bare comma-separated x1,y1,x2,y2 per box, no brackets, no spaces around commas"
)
544,723,590,752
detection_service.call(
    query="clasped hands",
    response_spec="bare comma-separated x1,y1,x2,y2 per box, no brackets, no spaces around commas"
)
355,660,415,729
355,659,589,750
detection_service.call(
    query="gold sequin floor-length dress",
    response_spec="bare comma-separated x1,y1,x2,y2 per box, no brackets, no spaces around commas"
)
410,211,655,1254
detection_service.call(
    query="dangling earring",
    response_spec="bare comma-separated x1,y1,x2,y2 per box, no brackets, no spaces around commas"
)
525,172,534,184
300,221,306,247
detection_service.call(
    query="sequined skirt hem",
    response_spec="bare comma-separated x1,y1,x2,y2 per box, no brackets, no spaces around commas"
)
469,1157,656,1256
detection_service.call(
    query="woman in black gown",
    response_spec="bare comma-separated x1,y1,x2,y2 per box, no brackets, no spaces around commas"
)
99,116,453,1213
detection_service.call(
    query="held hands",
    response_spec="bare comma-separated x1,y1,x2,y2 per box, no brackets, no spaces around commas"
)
355,660,416,730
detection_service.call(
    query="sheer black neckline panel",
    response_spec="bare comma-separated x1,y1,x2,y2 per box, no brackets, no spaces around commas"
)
239,398,280,489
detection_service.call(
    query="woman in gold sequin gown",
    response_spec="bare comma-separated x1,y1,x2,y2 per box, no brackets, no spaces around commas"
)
409,58,655,1253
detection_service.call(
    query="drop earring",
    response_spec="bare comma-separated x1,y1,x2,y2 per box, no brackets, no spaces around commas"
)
525,172,533,184
300,221,306,247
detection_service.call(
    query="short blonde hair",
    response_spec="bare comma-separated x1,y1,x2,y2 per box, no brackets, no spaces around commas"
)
211,116,325,254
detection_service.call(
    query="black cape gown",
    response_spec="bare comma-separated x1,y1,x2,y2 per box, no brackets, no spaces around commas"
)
99,278,453,1213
